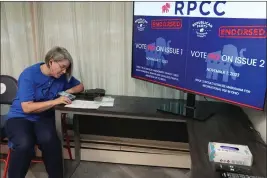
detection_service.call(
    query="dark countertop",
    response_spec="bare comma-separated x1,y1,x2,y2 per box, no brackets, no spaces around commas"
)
55,95,267,178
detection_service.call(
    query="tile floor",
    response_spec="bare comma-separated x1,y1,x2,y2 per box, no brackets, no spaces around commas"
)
1,161,191,178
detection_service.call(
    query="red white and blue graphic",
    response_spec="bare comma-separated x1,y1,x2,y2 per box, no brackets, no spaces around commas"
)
132,1,267,110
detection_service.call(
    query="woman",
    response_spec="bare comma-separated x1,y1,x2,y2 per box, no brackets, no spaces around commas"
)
5,46,84,178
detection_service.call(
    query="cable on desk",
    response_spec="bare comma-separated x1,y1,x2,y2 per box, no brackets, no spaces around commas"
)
251,139,267,148
243,119,267,148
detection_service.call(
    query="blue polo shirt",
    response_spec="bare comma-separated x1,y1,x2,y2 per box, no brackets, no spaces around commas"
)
7,62,81,121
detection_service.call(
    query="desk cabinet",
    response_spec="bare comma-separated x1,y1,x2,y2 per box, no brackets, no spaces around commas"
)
73,115,191,168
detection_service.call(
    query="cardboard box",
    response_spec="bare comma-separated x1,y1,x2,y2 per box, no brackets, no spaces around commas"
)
208,142,253,167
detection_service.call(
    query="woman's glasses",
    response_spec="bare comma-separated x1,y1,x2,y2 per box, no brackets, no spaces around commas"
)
55,61,68,71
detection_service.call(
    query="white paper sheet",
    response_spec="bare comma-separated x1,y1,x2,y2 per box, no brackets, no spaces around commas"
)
101,96,115,102
65,100,101,109
99,102,114,107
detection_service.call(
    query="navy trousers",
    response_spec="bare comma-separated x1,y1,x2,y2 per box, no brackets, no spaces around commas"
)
5,117,63,178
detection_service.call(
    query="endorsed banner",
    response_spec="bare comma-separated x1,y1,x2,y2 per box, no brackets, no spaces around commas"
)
132,1,267,110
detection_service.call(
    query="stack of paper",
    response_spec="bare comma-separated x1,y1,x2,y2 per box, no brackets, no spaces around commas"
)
98,96,115,107
65,100,101,109
65,96,115,109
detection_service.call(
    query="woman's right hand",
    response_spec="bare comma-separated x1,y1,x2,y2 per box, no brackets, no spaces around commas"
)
53,96,72,105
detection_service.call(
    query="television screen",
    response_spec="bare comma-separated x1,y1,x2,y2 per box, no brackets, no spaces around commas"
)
131,1,267,110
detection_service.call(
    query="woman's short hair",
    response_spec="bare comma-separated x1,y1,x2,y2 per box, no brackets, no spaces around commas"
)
44,46,73,81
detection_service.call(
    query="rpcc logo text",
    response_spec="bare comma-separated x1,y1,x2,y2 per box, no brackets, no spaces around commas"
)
175,1,227,16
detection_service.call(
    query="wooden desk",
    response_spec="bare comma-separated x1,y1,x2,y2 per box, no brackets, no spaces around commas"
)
55,95,190,177
54,95,266,178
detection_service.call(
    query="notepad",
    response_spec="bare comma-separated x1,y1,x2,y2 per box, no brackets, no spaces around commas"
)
65,100,101,109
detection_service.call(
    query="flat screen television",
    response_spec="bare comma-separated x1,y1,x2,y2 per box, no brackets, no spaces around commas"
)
131,1,267,118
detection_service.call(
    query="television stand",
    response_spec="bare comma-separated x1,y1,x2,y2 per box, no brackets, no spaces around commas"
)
157,93,215,121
